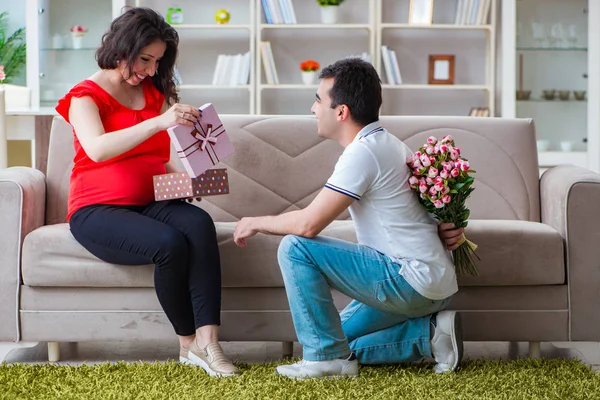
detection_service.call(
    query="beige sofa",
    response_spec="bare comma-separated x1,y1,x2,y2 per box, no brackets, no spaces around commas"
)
1,115,600,362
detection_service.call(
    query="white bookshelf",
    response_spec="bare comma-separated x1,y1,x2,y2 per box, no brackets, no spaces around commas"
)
24,0,499,117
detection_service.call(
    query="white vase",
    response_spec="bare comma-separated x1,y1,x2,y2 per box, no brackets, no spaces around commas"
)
320,6,339,24
72,35,83,49
301,71,317,85
1,83,32,109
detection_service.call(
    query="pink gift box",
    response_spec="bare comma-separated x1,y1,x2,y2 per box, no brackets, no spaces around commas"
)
167,103,235,178
153,169,230,201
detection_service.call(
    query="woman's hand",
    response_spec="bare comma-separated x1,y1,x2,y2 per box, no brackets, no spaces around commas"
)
155,103,201,131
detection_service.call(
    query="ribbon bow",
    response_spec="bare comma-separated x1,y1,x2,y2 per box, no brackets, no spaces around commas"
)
191,123,218,151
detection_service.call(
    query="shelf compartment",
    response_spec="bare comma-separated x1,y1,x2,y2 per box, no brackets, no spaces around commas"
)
538,151,588,168
178,84,251,90
260,84,318,90
382,84,489,90
170,24,251,30
516,47,588,52
260,24,371,30
40,47,98,52
380,24,492,31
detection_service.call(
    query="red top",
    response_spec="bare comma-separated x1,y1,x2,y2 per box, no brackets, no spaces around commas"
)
56,78,170,221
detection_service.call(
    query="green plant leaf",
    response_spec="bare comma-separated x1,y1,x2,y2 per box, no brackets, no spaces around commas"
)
0,12,26,83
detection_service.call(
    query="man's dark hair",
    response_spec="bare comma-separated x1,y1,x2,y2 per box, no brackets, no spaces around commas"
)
318,58,382,126
96,7,179,105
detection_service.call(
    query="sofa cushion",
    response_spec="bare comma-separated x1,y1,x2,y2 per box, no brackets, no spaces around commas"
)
21,219,564,288
457,220,564,286
21,221,357,288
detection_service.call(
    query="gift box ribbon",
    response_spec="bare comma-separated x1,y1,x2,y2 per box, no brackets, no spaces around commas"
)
177,122,225,165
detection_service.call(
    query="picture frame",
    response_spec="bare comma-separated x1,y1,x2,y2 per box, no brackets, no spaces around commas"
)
428,55,455,85
409,0,434,25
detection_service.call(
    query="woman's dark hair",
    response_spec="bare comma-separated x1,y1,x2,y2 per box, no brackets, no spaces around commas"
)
96,7,179,105
319,58,382,126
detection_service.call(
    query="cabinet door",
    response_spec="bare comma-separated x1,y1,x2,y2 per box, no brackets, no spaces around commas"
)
513,0,589,168
34,0,124,108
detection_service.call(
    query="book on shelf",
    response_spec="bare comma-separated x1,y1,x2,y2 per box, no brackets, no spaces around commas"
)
211,52,251,86
380,45,402,85
468,107,490,117
262,0,297,24
454,0,491,25
260,41,280,84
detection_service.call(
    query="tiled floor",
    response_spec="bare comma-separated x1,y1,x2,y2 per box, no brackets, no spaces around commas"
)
2,340,600,369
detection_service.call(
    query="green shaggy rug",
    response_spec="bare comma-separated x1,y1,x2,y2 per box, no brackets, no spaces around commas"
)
1,359,599,399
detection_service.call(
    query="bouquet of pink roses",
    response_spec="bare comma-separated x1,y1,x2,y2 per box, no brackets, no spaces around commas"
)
406,135,479,276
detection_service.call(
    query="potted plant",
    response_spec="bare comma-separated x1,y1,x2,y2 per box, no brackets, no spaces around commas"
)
317,0,345,24
0,12,30,109
0,12,26,85
300,60,320,85
69,25,88,49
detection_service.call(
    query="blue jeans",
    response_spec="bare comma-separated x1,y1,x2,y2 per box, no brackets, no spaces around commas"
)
277,235,451,363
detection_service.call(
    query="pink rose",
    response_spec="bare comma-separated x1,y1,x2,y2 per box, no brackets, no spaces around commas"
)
428,167,438,178
440,144,448,153
433,145,440,154
414,151,421,158
441,135,453,143
460,161,470,171
429,186,437,196
429,155,435,164
414,168,421,175
451,168,460,178
409,176,419,187
419,177,427,185
419,184,428,193
412,159,422,169
426,177,434,185
434,182,444,192
439,169,449,179
450,149,459,160
426,146,434,155
442,186,450,195
427,136,438,145
434,200,445,208
420,154,431,167
441,195,452,204
434,176,443,184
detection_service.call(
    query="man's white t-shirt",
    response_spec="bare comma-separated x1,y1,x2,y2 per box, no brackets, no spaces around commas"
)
324,121,458,300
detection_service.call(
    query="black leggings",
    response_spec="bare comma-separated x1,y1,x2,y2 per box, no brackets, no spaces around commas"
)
69,200,221,336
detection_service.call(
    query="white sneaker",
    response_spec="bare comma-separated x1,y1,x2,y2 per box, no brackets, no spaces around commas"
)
180,342,241,377
276,353,358,380
431,311,463,373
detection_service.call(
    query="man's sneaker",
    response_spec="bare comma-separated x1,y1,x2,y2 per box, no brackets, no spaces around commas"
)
431,311,463,373
275,353,358,380
180,341,241,377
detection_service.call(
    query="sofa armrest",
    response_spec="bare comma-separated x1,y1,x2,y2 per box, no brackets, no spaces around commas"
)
0,167,46,341
540,165,600,340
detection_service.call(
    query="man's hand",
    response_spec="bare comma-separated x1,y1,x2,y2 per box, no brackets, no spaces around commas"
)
234,217,259,247
438,222,465,251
